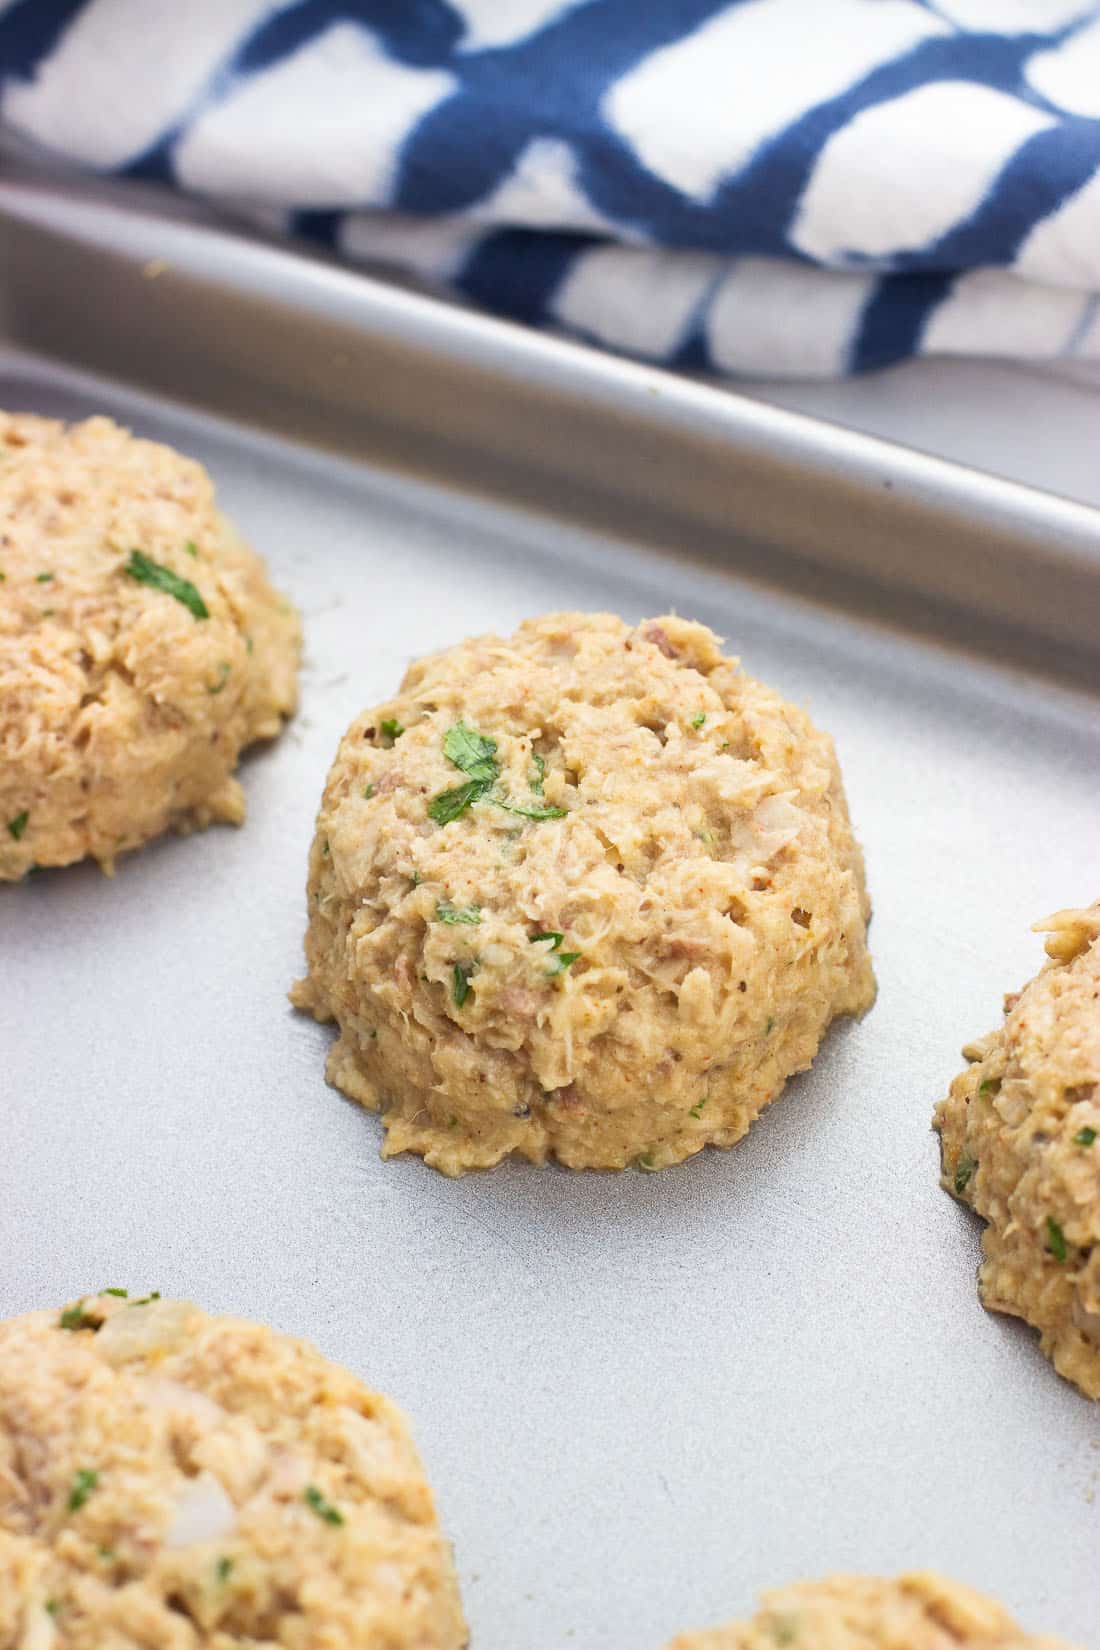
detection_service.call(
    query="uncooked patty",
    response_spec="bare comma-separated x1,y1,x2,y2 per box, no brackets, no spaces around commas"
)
660,1571,1080,1649
935,901,1100,1398
292,611,874,1175
0,1292,466,1648
0,413,300,878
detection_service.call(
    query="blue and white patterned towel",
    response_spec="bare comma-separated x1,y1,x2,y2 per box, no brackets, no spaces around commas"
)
3,1,1100,379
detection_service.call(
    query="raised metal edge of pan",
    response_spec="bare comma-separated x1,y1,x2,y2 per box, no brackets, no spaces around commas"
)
1,174,1098,659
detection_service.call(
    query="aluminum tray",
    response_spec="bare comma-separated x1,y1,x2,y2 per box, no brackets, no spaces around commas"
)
1,179,1099,1647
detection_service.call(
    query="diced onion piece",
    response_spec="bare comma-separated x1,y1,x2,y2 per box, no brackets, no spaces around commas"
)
96,1299,198,1364
164,1471,237,1550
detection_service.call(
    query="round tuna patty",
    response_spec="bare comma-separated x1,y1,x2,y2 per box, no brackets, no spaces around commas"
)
660,1571,1080,1649
935,901,1100,1398
0,413,300,879
0,1293,466,1648
292,611,874,1175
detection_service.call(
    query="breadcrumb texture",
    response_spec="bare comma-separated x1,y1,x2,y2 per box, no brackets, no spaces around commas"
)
0,413,300,879
292,612,874,1175
661,1571,1081,1650
934,902,1100,1399
0,1294,466,1649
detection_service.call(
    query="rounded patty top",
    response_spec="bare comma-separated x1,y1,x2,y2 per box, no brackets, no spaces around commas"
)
293,611,874,1174
0,413,300,878
0,1293,466,1648
661,1571,1081,1649
935,901,1100,1398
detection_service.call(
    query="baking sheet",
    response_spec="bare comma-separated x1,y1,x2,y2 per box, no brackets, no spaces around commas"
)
2,184,1100,1648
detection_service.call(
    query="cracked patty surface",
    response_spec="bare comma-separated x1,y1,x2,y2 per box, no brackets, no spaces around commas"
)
0,413,300,878
0,1294,466,1649
292,611,875,1175
935,902,1100,1399
660,1571,1082,1650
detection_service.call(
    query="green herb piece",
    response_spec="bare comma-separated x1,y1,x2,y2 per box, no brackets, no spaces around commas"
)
1046,1216,1068,1264
184,540,198,558
45,1600,59,1617
68,1469,99,1513
771,1621,798,1647
380,717,405,744
978,1078,996,1095
304,1485,344,1526
0,571,6,581
529,753,546,794
7,810,29,841
764,1015,775,1036
490,797,568,821
452,963,473,1008
442,722,499,784
410,870,421,886
130,1292,161,1307
208,662,231,694
322,839,330,857
216,1555,234,1582
636,1154,659,1172
98,1547,115,1562
530,931,565,949
436,901,481,925
245,635,254,654
547,951,581,976
428,780,486,826
102,1288,128,1298
690,712,706,728
689,1098,707,1119
1074,1126,1097,1147
123,550,209,620
59,1301,101,1332
36,571,54,583
363,783,375,799
448,1114,458,1127
954,1153,976,1195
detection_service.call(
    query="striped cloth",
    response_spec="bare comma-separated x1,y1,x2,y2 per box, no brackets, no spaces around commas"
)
2,0,1099,379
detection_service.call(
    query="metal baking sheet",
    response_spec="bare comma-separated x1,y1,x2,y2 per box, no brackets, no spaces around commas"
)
2,179,1099,1648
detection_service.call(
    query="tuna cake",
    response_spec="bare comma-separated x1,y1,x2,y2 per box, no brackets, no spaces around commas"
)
0,1292,467,1648
0,413,300,879
659,1571,1081,1650
292,611,875,1175
935,901,1100,1398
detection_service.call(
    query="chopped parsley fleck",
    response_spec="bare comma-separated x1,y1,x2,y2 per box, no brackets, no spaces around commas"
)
102,1287,128,1298
304,1485,344,1526
208,662,231,694
548,951,580,975
7,810,29,841
771,1622,798,1647
184,540,198,558
1074,1126,1097,1147
530,931,565,949
1046,1216,1068,1265
45,1600,59,1617
430,723,568,824
690,712,706,728
123,550,209,619
530,753,546,794
436,901,481,925
490,797,568,821
428,779,487,826
98,1547,115,1561
130,1292,161,1307
363,783,375,799
636,1154,659,1172
954,1153,976,1195
689,1098,707,1118
764,1015,775,1035
452,963,473,1007
410,870,421,886
978,1078,996,1095
443,722,499,784
322,839,331,857
0,570,5,581
380,717,405,744
448,1113,458,1127
68,1468,99,1513
35,571,54,583
216,1555,234,1582
59,1301,102,1332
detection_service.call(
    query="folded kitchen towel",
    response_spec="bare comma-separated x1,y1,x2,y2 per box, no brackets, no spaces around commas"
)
2,0,1100,379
